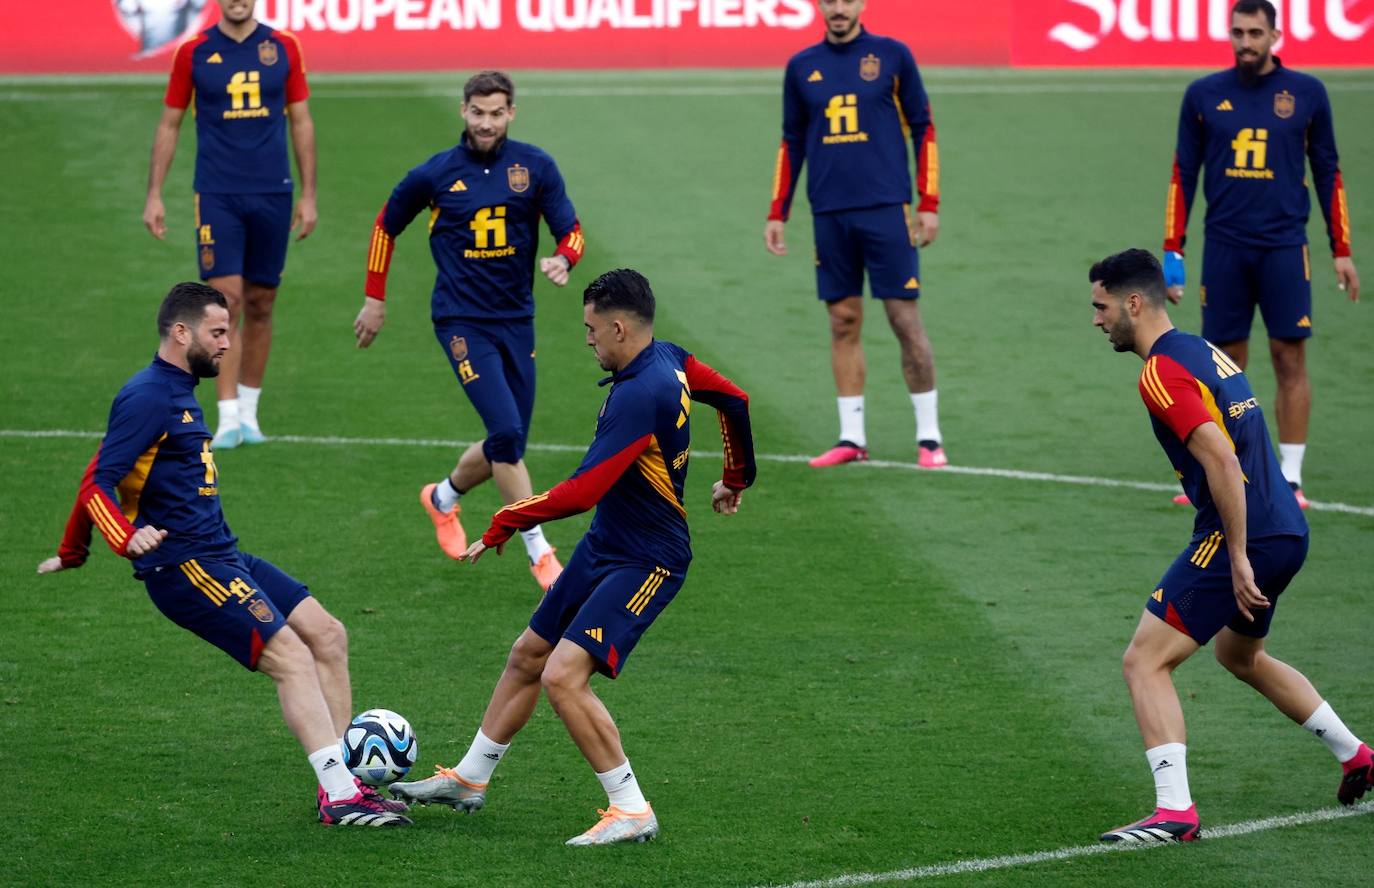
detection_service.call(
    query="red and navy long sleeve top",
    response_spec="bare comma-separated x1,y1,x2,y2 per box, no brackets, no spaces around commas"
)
1164,59,1351,258
481,340,755,572
769,28,938,221
364,136,584,323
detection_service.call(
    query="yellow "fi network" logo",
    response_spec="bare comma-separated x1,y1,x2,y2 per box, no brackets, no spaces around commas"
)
1227,128,1274,180
224,71,270,119
823,94,869,145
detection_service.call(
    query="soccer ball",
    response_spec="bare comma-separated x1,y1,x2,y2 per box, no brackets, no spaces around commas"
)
342,709,418,785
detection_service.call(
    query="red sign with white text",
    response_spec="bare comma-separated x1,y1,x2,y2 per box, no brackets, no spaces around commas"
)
1012,0,1374,67
0,1,1368,74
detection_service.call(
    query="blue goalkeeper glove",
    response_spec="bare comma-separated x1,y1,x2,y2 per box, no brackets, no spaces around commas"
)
1163,251,1185,290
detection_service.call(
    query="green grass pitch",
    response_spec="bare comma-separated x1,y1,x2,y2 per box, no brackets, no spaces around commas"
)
1,68,1371,887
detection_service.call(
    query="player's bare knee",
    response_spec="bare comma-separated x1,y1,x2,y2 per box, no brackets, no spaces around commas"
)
506,634,550,681
828,307,862,341
243,288,277,323
308,613,348,661
540,659,587,702
1269,340,1306,379
257,627,314,680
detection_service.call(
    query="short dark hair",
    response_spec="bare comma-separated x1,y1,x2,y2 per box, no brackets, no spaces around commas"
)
463,70,514,105
583,268,656,323
1232,0,1277,28
157,281,226,338
1088,249,1167,307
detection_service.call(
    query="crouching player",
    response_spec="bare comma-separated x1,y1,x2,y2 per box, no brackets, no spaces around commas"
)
390,268,756,844
37,282,410,827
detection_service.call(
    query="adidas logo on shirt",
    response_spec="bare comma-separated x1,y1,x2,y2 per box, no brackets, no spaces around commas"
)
1297,315,1312,328
1216,99,1233,111
207,52,223,64
807,70,823,82
182,410,194,423
904,277,919,290
450,179,467,192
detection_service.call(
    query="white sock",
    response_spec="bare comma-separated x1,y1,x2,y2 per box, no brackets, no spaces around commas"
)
912,390,941,445
1146,742,1192,810
217,399,240,431
309,743,357,802
837,396,866,447
237,384,261,429
520,525,553,562
433,477,462,512
596,760,649,814
1279,442,1306,486
455,728,509,786
1303,701,1363,762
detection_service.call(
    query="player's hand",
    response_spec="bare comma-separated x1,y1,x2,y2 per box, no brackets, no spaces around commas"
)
1335,256,1360,303
292,195,318,241
915,211,939,248
125,526,168,558
354,297,385,348
764,220,787,256
540,255,571,287
143,194,167,240
1230,554,1269,623
711,480,742,515
1163,251,1185,304
37,556,68,575
459,538,504,564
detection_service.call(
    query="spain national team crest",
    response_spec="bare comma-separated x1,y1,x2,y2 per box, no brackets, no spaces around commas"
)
247,599,274,623
450,335,468,362
258,39,279,66
507,164,530,193
1273,90,1295,119
860,53,881,81
199,245,215,271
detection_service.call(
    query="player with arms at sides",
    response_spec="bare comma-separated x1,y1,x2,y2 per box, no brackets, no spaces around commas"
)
1088,249,1372,844
354,70,585,592
1162,0,1359,508
765,0,946,469
389,269,756,845
37,283,409,828
144,0,318,450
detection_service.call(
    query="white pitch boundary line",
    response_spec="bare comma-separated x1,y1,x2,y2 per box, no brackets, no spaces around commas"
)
755,801,1374,888
4,428,1371,517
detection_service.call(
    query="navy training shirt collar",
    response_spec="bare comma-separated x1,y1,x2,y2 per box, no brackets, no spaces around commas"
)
1147,327,1183,358
820,25,870,54
598,339,657,387
1229,55,1286,88
152,353,200,390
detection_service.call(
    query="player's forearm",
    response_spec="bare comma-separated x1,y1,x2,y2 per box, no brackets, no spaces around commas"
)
768,140,804,221
289,111,318,199
146,121,180,197
1202,451,1249,558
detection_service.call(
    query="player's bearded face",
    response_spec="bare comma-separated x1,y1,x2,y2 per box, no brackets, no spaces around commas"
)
463,94,514,155
1230,13,1277,79
187,308,230,378
217,0,255,26
1092,287,1136,353
819,0,863,38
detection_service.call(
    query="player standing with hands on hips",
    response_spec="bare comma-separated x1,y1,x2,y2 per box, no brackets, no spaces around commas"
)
765,0,947,469
144,0,318,450
355,71,584,592
1161,0,1358,508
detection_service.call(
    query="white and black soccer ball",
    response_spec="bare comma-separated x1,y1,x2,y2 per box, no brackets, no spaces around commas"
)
342,709,418,786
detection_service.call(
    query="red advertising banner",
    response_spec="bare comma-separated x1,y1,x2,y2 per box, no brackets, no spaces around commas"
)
1012,0,1374,67
0,1,1367,74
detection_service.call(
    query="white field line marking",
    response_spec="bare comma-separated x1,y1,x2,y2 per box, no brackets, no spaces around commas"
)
4,81,1373,101
4,428,1371,517
755,801,1374,888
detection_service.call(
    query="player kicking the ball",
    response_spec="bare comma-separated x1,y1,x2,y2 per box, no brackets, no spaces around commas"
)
389,269,756,844
1089,249,1371,844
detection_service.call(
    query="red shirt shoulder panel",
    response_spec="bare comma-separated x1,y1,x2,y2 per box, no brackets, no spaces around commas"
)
163,33,209,109
1139,353,1213,442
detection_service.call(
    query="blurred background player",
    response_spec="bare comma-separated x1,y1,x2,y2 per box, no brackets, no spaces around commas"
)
37,283,408,828
1089,249,1371,844
1162,0,1358,508
389,269,755,845
354,70,584,592
764,0,945,469
143,0,318,450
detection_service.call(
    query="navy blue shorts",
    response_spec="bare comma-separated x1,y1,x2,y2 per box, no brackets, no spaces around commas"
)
813,205,921,302
195,192,293,287
434,319,536,464
528,539,687,679
1200,241,1312,343
139,551,310,670
1147,533,1308,644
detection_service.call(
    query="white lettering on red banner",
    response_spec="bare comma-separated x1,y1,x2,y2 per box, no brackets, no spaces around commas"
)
1046,0,1372,52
